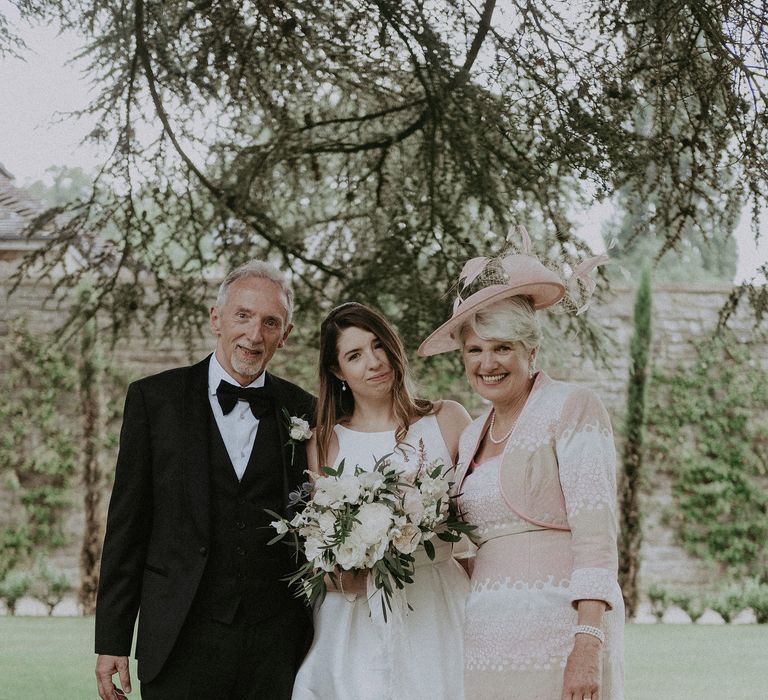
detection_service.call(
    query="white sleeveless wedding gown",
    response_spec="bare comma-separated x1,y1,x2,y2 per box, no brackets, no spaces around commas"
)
291,415,470,700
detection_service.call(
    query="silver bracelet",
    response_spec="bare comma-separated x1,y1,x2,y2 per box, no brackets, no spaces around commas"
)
573,624,605,644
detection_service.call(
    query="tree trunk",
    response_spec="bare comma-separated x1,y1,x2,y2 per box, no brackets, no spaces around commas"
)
78,321,105,615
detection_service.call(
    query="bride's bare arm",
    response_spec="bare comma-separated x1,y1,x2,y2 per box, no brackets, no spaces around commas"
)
434,400,472,463
306,434,320,475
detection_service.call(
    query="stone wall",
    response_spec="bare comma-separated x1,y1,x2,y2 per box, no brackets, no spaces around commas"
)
1,262,765,602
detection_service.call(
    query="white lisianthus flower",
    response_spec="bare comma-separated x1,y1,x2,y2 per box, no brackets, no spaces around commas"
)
364,538,390,567
318,556,336,573
304,536,324,563
392,523,421,554
334,530,368,570
336,474,363,505
358,471,385,495
392,513,407,529
289,416,312,441
390,456,420,484
312,477,344,507
356,502,393,546
289,512,305,528
317,510,336,535
299,522,323,544
419,476,450,504
313,474,363,508
271,519,289,535
402,488,426,524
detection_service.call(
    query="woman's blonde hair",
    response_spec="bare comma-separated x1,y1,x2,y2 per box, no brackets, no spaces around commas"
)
461,296,542,350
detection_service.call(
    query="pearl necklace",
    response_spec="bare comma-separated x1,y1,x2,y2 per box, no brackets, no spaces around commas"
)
488,410,517,444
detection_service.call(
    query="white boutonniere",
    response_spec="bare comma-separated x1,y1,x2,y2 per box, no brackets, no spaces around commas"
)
282,408,312,464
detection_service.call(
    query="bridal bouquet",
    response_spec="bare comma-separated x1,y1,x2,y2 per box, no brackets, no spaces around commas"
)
268,440,472,619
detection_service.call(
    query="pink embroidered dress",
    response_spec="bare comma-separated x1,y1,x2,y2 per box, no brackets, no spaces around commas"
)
457,372,624,700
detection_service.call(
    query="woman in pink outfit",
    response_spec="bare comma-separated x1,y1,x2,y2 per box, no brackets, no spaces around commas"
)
419,249,624,700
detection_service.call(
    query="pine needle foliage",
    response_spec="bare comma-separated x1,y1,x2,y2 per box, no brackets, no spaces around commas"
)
4,1,767,347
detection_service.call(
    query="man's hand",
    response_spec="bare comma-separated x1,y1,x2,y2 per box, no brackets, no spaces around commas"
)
96,654,131,700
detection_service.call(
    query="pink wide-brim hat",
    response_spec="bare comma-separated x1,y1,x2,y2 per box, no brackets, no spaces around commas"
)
417,254,565,357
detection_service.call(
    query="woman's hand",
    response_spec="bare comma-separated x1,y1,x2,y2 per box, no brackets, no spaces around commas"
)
455,553,475,577
325,569,368,597
561,634,602,700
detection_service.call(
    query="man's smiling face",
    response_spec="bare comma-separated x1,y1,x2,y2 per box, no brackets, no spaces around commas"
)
210,276,293,385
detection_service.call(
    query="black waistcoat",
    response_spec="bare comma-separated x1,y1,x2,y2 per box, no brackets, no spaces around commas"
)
192,408,301,624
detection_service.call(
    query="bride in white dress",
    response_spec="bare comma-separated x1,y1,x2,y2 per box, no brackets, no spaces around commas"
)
291,302,471,700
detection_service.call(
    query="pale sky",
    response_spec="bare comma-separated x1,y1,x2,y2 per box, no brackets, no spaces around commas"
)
1,10,766,282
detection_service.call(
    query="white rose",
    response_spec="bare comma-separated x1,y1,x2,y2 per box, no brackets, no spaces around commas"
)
392,523,421,554
271,519,289,535
355,502,393,546
334,530,368,570
289,417,312,441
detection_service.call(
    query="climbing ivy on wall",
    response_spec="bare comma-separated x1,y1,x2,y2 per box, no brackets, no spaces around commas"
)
0,321,78,580
647,335,768,579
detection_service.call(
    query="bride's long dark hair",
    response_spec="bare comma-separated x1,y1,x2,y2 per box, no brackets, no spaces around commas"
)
315,302,435,469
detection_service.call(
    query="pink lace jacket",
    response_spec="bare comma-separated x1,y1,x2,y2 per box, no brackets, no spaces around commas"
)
455,371,623,610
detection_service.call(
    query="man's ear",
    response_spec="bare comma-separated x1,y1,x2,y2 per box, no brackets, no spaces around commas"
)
210,306,221,336
277,323,294,348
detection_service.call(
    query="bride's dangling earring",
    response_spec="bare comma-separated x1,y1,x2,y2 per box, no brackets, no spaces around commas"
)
342,380,347,391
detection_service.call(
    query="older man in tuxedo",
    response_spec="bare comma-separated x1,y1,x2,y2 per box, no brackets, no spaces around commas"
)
95,261,314,700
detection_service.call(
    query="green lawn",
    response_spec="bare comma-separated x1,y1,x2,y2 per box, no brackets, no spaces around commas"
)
0,618,766,699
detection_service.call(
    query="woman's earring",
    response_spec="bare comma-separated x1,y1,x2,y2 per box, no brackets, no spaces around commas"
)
341,380,347,391
528,364,534,379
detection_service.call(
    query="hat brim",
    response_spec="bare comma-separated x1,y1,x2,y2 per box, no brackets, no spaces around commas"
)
417,281,565,357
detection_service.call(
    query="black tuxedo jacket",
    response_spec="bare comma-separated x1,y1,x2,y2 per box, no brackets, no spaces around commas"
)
94,356,315,682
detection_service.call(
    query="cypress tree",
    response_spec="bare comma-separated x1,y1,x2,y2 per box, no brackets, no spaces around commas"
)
618,267,653,618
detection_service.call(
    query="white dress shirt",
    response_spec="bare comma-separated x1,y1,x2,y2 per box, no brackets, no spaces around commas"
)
208,353,265,481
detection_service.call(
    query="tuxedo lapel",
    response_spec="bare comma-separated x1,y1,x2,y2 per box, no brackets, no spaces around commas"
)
182,356,213,541
266,373,306,513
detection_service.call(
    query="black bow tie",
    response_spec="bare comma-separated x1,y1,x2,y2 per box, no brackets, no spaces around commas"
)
216,380,274,419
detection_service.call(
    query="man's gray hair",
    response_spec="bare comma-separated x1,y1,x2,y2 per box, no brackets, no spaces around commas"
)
216,260,295,325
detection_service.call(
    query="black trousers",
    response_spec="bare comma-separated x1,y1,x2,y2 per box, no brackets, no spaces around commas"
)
141,604,311,700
